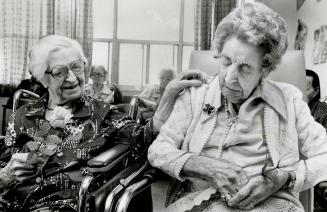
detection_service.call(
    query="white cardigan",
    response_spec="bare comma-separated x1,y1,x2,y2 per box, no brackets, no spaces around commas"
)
148,75,327,196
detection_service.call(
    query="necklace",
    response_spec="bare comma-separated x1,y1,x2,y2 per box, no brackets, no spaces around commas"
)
217,98,238,157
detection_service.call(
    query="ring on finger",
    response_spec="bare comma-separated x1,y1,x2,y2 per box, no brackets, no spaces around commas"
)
248,201,256,209
220,194,227,202
7,167,15,178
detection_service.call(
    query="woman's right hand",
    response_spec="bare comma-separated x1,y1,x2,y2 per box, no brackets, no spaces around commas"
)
163,69,209,97
182,155,248,196
206,159,248,196
153,70,209,131
1,153,40,182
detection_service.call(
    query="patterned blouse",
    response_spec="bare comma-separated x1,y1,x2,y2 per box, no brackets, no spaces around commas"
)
84,84,114,104
0,94,125,211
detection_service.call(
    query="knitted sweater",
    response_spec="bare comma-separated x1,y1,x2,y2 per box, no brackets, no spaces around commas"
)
148,75,327,211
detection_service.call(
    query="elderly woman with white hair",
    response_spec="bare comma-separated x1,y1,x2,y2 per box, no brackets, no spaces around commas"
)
0,35,121,211
0,35,208,211
148,2,327,212
139,68,176,110
85,65,115,104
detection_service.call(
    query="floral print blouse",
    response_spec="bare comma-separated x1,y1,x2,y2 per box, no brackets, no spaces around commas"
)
0,94,124,211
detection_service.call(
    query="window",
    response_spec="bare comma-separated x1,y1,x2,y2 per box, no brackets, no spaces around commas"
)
92,0,195,90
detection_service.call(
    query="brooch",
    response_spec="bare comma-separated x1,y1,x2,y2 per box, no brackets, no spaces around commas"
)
202,104,216,116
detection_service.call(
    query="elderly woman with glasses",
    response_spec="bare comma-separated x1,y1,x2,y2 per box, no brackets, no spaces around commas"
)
85,65,115,104
139,68,176,110
0,35,121,211
0,35,208,211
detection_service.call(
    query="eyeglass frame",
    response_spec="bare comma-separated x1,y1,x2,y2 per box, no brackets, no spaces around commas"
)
44,59,86,80
90,72,105,78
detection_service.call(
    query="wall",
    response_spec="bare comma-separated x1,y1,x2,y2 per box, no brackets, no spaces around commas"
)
262,0,297,52
297,0,327,98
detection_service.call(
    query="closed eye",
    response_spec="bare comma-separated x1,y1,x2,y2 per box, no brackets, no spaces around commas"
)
221,56,232,66
240,64,251,73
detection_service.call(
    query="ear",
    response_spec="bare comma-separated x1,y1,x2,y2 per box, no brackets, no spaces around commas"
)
315,87,320,96
262,68,270,78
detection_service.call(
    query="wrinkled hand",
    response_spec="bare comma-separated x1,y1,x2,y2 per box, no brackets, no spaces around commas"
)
227,169,288,210
182,155,248,200
206,159,248,197
1,153,42,182
164,69,209,97
153,70,209,131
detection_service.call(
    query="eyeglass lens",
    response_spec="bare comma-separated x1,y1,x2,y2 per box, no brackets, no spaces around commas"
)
51,60,84,79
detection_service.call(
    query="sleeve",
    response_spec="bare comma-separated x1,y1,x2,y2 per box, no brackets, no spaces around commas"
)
139,85,154,99
99,85,115,104
316,102,327,130
292,89,327,192
147,89,194,181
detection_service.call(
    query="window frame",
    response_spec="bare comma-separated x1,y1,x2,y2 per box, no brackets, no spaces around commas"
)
92,0,194,92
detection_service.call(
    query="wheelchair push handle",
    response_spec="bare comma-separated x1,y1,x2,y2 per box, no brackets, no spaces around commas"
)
13,89,40,112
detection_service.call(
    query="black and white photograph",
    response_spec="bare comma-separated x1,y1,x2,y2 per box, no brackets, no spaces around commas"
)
1,0,327,212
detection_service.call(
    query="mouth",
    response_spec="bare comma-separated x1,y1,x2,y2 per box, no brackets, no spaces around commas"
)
62,83,79,90
224,85,242,92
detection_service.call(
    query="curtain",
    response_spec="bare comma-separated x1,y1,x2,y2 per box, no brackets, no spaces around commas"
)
194,0,236,50
0,0,93,85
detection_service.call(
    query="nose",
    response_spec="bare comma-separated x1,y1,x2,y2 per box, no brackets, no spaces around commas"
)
224,65,238,82
65,69,78,82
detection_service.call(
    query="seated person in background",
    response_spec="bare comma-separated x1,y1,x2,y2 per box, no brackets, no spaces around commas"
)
0,35,208,212
139,68,175,111
306,69,327,208
84,65,114,103
148,2,327,211
306,69,327,128
6,75,47,109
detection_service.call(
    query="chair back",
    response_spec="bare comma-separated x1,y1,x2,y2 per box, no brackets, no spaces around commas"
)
188,50,312,212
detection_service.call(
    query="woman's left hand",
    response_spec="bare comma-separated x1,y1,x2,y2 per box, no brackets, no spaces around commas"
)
227,169,289,210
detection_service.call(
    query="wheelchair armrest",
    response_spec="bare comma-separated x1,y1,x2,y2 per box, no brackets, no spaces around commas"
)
87,144,129,173
128,96,139,120
115,168,160,212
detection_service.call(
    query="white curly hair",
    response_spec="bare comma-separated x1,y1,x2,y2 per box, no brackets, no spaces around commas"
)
28,35,88,82
212,2,288,73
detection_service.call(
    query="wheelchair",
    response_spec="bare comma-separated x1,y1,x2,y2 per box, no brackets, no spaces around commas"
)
0,89,155,212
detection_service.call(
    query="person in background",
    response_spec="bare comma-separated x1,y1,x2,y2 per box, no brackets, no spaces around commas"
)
139,68,175,111
306,69,327,129
84,65,115,104
306,69,327,209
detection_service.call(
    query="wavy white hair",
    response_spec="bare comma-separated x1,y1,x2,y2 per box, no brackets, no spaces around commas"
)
28,35,88,82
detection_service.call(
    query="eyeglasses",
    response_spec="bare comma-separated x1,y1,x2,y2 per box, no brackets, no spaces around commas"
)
45,60,85,80
91,72,104,77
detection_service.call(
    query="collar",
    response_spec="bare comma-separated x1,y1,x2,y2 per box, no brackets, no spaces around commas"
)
202,76,287,121
258,78,287,120
25,94,91,119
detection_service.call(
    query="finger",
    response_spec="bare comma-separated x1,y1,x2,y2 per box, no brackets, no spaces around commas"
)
235,194,257,208
177,79,203,88
11,153,29,163
181,70,208,82
14,169,37,177
11,163,36,171
227,183,253,206
239,201,257,210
